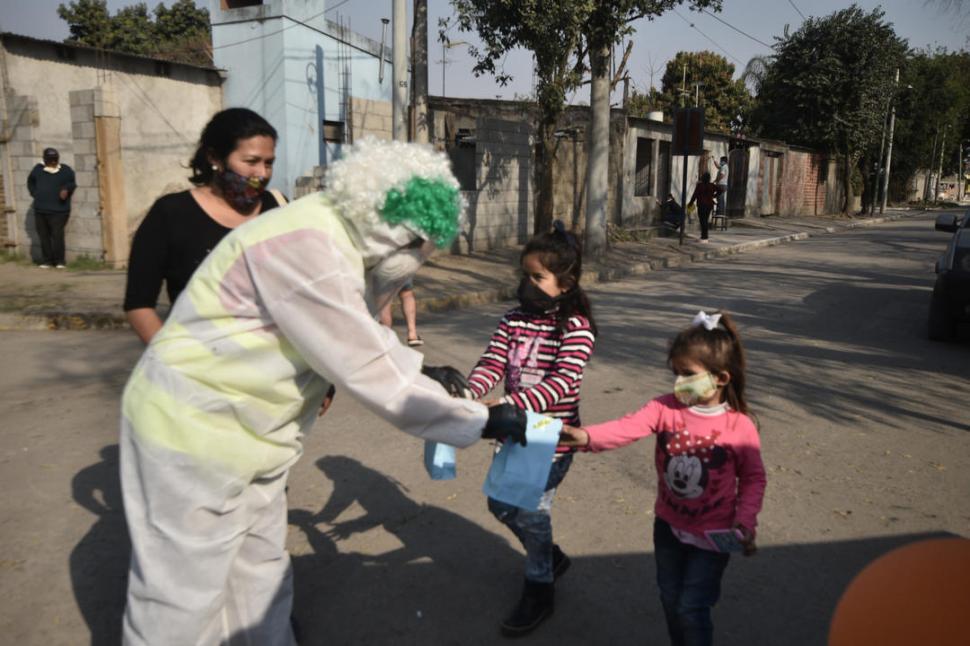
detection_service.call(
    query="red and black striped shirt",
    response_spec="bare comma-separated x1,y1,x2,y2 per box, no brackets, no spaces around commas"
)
467,309,596,429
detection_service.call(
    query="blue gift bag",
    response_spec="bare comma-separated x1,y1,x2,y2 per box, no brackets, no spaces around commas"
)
424,440,457,480
482,411,561,511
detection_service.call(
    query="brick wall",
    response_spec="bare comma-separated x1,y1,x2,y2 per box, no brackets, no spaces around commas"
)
779,149,836,216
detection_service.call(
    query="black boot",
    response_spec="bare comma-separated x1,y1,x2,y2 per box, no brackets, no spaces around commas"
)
552,544,571,581
500,580,554,637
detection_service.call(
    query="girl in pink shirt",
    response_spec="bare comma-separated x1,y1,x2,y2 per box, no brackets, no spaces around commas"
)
560,310,766,646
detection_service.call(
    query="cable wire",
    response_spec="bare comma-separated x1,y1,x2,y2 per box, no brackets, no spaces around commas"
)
671,8,743,65
787,0,807,21
698,8,774,49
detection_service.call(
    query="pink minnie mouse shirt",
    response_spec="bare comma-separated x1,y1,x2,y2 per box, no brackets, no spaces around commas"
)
585,394,766,538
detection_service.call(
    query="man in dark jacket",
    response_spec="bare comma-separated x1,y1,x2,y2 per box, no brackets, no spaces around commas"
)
27,148,76,268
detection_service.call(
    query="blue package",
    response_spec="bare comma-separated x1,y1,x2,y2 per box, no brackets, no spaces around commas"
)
482,411,561,511
424,440,457,480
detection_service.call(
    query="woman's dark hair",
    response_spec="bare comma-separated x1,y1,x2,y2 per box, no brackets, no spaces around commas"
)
521,220,598,336
700,171,712,183
667,311,748,414
189,108,277,186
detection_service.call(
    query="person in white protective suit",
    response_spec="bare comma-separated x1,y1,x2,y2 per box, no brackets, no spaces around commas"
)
118,138,528,646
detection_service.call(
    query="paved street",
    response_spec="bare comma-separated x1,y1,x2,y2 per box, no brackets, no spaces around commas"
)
1,214,967,645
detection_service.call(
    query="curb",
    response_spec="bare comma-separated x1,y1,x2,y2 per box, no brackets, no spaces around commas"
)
0,212,922,330
0,310,130,331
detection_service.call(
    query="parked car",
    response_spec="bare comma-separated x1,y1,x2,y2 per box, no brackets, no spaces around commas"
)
928,211,970,340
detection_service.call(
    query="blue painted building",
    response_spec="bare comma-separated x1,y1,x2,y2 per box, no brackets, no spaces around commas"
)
209,0,394,194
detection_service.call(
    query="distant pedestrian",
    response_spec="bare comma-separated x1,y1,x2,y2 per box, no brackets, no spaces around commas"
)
123,108,286,344
715,155,729,216
379,279,423,346
688,172,720,243
466,220,597,637
559,310,766,646
26,147,75,268
659,193,685,232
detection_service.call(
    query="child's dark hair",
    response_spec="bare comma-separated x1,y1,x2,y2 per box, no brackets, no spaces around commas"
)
668,311,748,414
521,221,598,336
189,108,278,186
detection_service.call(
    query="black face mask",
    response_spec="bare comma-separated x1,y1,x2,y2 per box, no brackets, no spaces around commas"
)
516,277,561,314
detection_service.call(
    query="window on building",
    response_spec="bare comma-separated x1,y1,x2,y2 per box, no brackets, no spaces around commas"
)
634,137,653,197
447,128,477,191
322,120,345,144
222,0,263,8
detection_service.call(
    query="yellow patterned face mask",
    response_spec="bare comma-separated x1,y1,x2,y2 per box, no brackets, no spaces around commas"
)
674,371,718,406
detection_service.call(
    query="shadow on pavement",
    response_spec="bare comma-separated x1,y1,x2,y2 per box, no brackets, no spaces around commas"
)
69,444,129,646
69,445,953,645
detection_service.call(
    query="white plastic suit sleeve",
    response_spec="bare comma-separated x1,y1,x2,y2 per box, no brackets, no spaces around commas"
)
249,232,488,448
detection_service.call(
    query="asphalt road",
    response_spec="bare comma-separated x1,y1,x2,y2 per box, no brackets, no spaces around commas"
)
0,213,967,645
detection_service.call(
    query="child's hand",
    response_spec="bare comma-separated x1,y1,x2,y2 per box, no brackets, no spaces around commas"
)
558,425,590,448
318,385,336,417
734,523,757,556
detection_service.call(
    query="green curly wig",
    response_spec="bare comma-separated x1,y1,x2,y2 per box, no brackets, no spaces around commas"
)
379,177,461,248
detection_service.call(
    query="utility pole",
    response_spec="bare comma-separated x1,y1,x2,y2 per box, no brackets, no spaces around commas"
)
392,0,407,141
925,127,938,204
870,101,889,216
879,68,899,214
411,0,429,143
935,124,949,202
958,140,964,202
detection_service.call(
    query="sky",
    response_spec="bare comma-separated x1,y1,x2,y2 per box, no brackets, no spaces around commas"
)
1,0,967,103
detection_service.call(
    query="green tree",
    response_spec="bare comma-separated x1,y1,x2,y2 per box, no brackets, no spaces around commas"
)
631,50,751,132
57,0,112,49
450,0,719,242
890,49,970,201
750,5,907,213
449,1,590,236
57,0,211,66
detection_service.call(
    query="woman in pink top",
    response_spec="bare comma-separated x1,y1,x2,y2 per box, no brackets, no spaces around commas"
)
560,311,766,646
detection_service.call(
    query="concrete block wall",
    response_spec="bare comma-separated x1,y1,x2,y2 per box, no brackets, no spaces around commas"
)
66,89,104,260
463,117,534,251
5,94,39,253
350,98,392,142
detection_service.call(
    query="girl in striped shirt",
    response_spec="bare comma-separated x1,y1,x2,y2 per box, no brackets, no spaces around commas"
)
466,221,597,637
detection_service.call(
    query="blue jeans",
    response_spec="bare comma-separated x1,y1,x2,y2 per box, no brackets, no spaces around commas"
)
487,453,573,583
653,518,730,646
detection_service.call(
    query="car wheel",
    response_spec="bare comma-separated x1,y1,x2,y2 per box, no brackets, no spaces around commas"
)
927,289,955,341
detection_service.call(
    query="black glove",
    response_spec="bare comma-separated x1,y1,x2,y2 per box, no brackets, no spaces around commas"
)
482,403,528,447
421,365,470,397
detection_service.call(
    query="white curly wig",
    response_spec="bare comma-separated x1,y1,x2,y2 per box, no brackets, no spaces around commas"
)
324,137,464,268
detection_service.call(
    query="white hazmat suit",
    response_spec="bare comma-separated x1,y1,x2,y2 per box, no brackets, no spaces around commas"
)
119,140,493,645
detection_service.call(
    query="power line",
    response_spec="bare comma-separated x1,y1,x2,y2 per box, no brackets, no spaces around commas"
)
671,8,742,65
210,7,329,52
787,0,807,21
699,8,774,50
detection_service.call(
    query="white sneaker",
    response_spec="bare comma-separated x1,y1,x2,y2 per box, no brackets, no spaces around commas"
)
700,239,710,244
55,264,67,269
38,264,52,269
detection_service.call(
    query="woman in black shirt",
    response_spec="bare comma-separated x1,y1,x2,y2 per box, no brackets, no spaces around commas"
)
124,108,284,343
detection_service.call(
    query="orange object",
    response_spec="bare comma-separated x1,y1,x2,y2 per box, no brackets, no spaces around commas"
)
829,537,970,645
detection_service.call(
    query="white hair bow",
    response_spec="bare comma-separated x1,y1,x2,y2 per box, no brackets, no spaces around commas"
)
691,310,722,330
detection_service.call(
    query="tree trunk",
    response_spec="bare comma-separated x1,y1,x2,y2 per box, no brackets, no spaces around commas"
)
534,122,556,235
411,0,429,143
585,45,610,258
842,151,854,215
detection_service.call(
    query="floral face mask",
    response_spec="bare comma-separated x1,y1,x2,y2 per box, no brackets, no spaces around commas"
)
673,371,719,406
214,167,269,212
